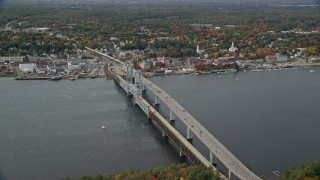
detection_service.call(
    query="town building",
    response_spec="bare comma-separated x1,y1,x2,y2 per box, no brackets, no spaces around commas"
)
139,61,151,70
0,65,10,75
19,64,37,73
67,61,81,71
308,57,320,63
196,45,205,54
266,53,288,63
47,66,57,73
0,56,24,63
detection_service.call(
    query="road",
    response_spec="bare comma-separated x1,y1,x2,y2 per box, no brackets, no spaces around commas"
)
141,77,262,180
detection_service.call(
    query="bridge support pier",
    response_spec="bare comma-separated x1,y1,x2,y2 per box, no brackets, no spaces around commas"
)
162,132,168,140
126,85,132,97
210,150,217,166
187,127,193,141
126,91,132,97
170,109,175,122
179,151,186,157
141,84,146,91
154,95,159,106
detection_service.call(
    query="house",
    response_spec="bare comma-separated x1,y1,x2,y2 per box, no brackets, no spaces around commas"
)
171,59,183,67
276,53,288,62
266,53,288,63
139,61,151,70
119,51,134,60
68,61,81,71
168,65,177,70
47,66,57,73
266,55,277,62
0,65,9,74
308,57,320,63
218,56,237,63
152,60,164,67
187,58,199,66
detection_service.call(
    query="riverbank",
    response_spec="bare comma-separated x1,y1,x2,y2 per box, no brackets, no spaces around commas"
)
2,62,319,80
62,164,221,180
0,74,109,80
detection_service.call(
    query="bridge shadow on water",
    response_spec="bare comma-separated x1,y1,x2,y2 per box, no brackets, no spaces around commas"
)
114,80,186,165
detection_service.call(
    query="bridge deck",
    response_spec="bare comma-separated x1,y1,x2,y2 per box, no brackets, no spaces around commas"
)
85,47,125,65
141,77,262,180
137,97,228,180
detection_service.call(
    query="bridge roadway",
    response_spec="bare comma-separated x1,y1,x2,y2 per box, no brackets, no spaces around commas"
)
86,47,124,65
86,47,262,180
137,97,228,180
140,77,261,180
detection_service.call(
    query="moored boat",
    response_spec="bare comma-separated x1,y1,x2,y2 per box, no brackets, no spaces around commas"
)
49,76,62,81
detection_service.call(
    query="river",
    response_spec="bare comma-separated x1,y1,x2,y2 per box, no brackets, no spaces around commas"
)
0,67,319,179
0,78,179,180
149,67,320,179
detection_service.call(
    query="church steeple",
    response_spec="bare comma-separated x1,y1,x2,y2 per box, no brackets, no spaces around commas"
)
229,42,238,52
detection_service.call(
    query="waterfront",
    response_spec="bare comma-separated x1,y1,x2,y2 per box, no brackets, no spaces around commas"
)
0,67,320,179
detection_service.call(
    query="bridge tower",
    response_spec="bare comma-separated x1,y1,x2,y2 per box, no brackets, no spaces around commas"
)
133,69,143,97
126,63,134,83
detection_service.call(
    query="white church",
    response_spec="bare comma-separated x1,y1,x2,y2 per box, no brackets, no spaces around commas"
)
229,42,238,52
196,45,205,54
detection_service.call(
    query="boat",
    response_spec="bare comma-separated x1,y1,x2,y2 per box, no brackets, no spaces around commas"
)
49,76,62,81
310,70,315,73
101,126,106,130
235,78,239,81
68,77,76,81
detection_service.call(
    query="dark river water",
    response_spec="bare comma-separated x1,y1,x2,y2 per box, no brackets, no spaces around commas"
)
149,67,320,179
0,78,179,180
0,67,319,179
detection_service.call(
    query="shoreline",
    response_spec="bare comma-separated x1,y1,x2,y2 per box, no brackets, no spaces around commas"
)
1,63,319,80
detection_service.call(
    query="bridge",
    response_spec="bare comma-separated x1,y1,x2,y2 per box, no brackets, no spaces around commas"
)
86,47,262,180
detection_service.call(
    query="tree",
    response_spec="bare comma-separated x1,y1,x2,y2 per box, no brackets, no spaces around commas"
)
283,161,320,180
